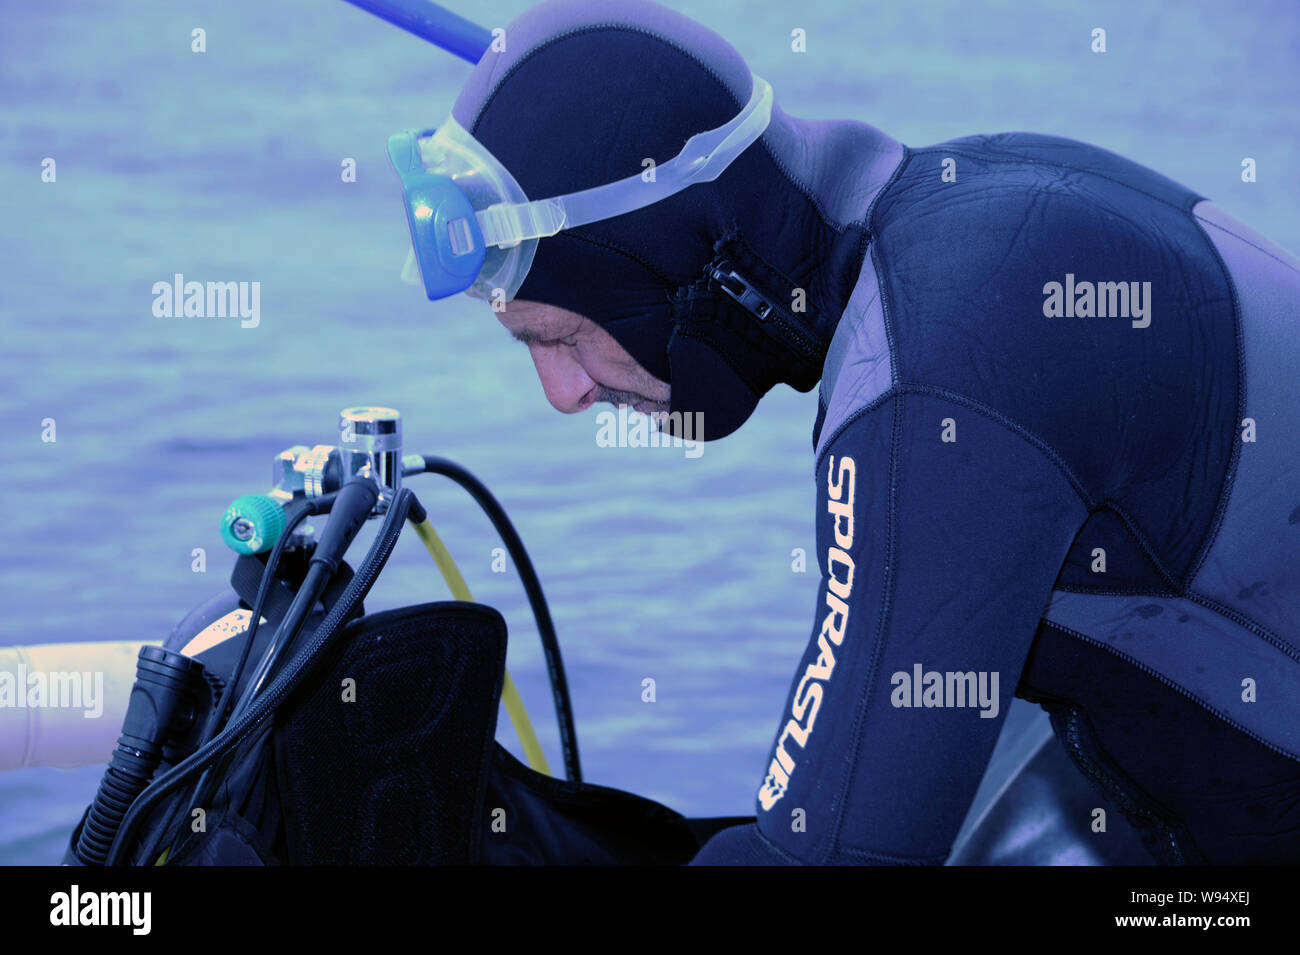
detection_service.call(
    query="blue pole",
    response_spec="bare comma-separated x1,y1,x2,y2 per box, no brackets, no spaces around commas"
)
342,0,491,63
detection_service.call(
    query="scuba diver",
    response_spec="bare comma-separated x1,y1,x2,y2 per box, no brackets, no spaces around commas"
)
386,0,1300,865
24,0,1296,868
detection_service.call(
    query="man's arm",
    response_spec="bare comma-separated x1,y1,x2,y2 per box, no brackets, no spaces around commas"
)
693,391,1088,864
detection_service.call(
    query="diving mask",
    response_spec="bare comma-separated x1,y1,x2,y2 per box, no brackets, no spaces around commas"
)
386,74,774,302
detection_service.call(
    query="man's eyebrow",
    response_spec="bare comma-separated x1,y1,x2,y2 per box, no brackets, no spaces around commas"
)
510,328,550,345
511,327,579,345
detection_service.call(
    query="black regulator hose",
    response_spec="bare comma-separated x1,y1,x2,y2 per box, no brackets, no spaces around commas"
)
232,477,378,713
71,647,202,866
200,500,316,749
420,455,581,784
106,486,415,866
146,480,379,862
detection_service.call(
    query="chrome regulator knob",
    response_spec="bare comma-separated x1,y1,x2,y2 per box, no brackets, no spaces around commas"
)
339,406,402,509
270,444,341,503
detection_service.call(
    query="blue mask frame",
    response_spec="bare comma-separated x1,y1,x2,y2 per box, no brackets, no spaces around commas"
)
386,129,487,300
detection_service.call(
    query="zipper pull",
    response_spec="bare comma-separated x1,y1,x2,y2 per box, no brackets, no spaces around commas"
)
707,261,778,322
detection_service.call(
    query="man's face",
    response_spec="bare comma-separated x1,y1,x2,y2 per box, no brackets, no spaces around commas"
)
497,299,671,415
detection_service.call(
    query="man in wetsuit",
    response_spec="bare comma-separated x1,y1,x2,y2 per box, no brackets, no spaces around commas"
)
427,0,1300,864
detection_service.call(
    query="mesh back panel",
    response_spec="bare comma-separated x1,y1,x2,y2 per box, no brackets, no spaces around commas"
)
274,601,506,864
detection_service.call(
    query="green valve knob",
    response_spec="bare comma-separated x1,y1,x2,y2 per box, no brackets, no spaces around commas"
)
220,494,286,555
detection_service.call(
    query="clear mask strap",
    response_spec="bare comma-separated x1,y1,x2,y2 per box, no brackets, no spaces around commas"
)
475,74,774,248
476,197,567,249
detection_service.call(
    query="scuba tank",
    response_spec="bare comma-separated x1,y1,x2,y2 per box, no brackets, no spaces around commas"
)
63,407,741,865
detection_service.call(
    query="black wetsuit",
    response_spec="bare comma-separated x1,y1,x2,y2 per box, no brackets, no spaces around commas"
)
692,134,1300,865
437,0,1300,865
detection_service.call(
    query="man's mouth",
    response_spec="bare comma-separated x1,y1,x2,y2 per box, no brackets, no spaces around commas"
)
590,385,669,414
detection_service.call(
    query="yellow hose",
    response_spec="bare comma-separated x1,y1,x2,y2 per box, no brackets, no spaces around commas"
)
412,518,551,776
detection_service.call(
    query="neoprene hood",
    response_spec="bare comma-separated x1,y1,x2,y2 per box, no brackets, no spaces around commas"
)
451,0,890,439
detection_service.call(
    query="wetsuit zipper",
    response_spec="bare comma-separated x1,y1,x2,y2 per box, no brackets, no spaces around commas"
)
706,261,828,364
1058,706,1186,865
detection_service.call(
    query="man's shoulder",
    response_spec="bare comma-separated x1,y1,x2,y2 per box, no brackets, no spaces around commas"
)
880,132,1203,228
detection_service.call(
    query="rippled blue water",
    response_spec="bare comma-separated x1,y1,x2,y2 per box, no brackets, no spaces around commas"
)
2,0,1297,865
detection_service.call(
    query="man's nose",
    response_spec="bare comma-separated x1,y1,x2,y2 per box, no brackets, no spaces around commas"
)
529,345,594,413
